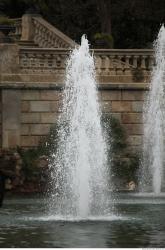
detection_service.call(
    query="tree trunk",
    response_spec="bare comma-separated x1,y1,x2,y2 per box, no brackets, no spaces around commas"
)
96,0,112,34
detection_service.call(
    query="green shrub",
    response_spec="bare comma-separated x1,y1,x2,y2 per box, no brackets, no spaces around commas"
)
0,16,14,25
93,33,114,48
101,114,139,184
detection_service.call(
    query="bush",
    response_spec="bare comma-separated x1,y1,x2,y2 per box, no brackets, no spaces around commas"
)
101,114,139,185
93,33,114,48
0,16,14,25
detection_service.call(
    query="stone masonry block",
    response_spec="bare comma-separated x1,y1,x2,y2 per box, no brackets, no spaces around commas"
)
40,113,58,123
123,124,143,135
21,101,30,112
30,124,50,135
30,101,51,112
21,90,40,100
111,101,132,112
132,101,143,112
122,90,145,101
122,113,142,124
21,113,40,123
21,136,41,147
50,101,62,112
21,124,30,135
7,131,20,147
101,90,121,101
40,90,62,101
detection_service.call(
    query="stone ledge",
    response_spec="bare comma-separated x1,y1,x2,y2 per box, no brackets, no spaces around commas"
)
0,82,149,90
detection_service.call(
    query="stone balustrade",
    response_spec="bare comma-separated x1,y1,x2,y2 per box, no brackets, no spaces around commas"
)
94,49,154,75
19,47,154,82
32,16,77,48
10,14,77,48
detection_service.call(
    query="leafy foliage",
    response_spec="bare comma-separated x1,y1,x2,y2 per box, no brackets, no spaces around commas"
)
0,15,14,25
0,0,165,48
101,114,139,184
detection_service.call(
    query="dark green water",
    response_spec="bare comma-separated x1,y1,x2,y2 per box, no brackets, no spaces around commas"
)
0,194,165,248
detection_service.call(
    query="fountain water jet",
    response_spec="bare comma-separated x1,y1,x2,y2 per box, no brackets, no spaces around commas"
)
49,35,112,220
140,25,165,194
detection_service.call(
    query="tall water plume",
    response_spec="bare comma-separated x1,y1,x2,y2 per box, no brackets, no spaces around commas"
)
49,35,112,219
140,25,165,194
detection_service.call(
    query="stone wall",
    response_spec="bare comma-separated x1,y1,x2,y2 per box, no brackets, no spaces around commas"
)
20,89,62,147
101,89,145,152
0,19,152,152
0,91,1,147
0,86,146,153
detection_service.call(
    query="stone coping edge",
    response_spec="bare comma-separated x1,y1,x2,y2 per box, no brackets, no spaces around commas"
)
0,82,149,90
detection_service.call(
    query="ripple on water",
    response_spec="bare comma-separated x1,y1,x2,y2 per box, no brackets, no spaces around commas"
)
22,214,140,222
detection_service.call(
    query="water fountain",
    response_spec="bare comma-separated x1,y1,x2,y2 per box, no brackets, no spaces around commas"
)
140,25,165,194
49,35,112,220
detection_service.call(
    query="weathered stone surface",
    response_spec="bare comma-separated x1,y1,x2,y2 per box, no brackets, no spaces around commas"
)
21,101,30,112
101,90,121,101
40,113,58,123
40,90,61,100
50,101,61,112
124,124,143,135
21,90,40,100
111,101,132,112
21,124,30,135
21,136,41,147
30,124,50,135
122,90,145,100
21,113,40,123
0,44,19,74
21,14,35,41
2,90,21,148
122,113,143,124
132,101,143,112
30,101,51,112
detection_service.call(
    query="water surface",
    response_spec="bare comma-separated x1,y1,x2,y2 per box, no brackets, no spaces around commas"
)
0,194,165,248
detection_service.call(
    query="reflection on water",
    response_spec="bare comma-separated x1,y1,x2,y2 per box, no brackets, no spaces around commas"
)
0,194,165,247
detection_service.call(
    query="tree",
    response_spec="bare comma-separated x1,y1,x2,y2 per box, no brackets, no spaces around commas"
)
96,0,112,35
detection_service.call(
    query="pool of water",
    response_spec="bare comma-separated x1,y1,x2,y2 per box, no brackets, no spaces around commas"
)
0,193,165,247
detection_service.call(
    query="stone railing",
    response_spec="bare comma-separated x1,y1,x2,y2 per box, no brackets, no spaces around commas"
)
19,47,154,77
32,16,77,48
10,14,77,48
19,47,68,74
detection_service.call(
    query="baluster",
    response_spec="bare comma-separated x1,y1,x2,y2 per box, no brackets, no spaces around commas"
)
100,55,107,75
148,55,154,70
116,55,123,75
141,55,147,69
124,55,131,74
133,55,138,68
104,56,110,75
95,55,102,75
108,55,115,75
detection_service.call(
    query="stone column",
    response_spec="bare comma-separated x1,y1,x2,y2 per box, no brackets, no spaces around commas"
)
2,90,21,148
